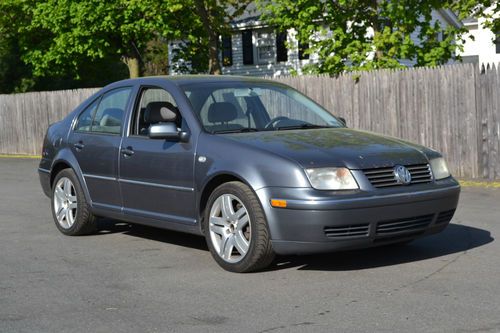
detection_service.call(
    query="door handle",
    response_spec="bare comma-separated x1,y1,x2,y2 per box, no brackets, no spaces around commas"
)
121,147,134,157
73,142,84,151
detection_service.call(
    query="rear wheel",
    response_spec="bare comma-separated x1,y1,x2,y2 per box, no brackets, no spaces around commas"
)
204,182,275,273
51,169,96,236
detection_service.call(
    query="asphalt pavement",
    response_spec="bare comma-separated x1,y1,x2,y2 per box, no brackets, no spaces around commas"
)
0,158,499,333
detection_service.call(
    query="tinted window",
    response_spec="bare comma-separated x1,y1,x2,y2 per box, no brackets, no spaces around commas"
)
132,87,180,136
92,87,131,134
183,83,344,133
197,88,256,132
75,99,99,132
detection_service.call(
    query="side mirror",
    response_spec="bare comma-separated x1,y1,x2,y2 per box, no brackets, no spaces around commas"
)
149,123,190,142
338,117,347,126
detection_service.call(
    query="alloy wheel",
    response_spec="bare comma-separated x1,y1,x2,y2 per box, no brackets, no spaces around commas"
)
53,177,78,229
208,194,251,263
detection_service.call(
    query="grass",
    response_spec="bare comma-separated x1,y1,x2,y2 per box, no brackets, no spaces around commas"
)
0,154,41,159
458,179,500,188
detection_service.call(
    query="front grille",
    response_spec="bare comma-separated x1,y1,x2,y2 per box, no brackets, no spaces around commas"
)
436,209,456,224
363,164,433,188
324,224,370,239
376,214,433,235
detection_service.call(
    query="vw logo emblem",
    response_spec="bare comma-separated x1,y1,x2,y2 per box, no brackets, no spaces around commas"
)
394,165,412,185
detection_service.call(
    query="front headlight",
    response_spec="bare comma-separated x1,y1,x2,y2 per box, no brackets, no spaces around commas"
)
429,157,450,180
305,167,359,190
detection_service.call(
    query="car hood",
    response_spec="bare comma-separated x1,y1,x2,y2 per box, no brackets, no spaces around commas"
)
225,128,430,169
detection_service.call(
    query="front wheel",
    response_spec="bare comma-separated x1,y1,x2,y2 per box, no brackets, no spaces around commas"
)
51,169,97,236
204,182,275,272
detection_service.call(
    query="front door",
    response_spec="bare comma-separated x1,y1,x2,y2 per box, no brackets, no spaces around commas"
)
69,87,132,210
119,86,196,225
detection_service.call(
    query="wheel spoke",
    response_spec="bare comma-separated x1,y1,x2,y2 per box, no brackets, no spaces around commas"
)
69,202,78,210
65,208,72,225
209,223,225,236
233,232,249,255
234,207,246,219
237,214,249,230
56,207,66,222
221,195,234,219
210,216,228,227
221,236,234,259
63,179,72,196
55,187,65,203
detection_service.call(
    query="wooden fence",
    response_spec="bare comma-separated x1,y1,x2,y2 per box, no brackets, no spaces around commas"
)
0,88,99,157
0,63,499,179
274,64,500,180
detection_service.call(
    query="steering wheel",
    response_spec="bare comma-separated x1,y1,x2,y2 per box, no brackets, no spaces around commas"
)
264,116,290,129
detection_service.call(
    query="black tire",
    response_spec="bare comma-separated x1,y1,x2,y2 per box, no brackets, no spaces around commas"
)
204,181,275,273
51,168,97,236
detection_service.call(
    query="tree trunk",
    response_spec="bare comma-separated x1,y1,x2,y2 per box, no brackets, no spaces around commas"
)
208,33,222,75
195,0,222,75
369,0,383,62
122,56,141,78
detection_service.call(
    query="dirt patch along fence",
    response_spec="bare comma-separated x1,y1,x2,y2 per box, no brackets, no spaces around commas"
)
0,63,499,179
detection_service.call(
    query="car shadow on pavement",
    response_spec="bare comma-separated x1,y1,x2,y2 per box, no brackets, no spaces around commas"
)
95,220,493,272
269,223,493,272
96,218,209,251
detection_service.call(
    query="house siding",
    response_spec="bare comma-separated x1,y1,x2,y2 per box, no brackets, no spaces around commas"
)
168,9,460,76
221,29,317,77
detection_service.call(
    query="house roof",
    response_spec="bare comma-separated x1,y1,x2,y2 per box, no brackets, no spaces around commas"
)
229,4,463,30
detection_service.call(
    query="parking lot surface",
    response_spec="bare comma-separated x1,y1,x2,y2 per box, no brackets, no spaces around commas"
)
0,158,499,333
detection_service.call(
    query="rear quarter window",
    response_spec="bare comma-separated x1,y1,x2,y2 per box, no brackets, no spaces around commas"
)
75,99,99,132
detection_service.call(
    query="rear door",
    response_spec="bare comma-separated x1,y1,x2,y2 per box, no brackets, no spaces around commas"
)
69,87,132,211
118,86,197,225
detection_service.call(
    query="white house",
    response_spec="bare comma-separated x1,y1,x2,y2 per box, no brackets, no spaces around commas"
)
458,9,500,67
168,7,462,76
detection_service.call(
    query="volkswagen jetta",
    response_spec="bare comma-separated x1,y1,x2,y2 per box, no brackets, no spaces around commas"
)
38,76,460,272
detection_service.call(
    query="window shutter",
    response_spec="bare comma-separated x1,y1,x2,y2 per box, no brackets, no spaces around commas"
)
242,30,254,65
496,32,500,54
276,31,288,62
298,41,310,60
222,36,233,67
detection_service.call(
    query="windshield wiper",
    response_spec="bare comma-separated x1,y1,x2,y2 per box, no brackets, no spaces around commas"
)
212,128,260,134
276,124,333,131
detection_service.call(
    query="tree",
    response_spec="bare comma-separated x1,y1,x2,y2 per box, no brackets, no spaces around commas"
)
192,0,252,74
18,0,188,78
0,0,130,93
258,0,499,75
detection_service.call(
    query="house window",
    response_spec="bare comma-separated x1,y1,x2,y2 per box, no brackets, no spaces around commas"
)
298,41,309,60
255,30,275,63
276,31,288,62
221,36,232,66
242,30,254,65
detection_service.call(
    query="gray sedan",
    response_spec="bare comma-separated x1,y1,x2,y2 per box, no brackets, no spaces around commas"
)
38,76,460,272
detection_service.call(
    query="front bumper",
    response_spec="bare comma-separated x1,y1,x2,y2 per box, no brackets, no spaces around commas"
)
256,178,460,255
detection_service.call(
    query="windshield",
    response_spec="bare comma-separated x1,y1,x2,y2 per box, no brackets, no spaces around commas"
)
181,82,344,133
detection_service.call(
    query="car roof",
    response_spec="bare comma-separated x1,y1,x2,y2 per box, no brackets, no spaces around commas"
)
106,75,278,89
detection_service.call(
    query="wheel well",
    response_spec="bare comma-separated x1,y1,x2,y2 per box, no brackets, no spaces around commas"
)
50,162,71,188
199,174,246,218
